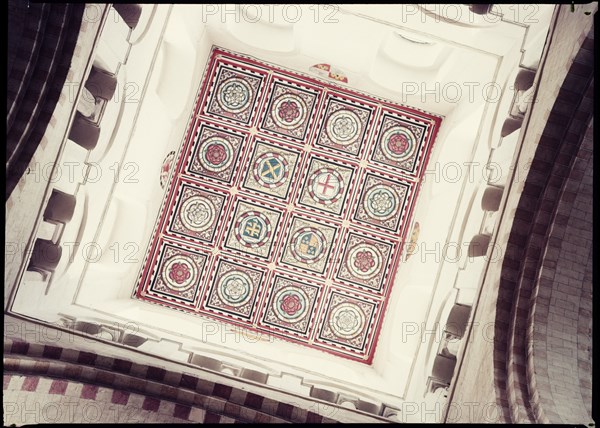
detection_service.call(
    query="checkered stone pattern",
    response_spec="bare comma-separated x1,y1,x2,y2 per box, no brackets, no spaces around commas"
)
3,374,205,424
134,47,441,362
3,339,342,424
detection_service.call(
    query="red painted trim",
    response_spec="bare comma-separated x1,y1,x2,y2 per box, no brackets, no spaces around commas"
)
134,46,443,364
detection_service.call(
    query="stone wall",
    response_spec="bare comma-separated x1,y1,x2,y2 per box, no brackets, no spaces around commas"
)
445,6,595,423
495,11,594,424
527,120,593,424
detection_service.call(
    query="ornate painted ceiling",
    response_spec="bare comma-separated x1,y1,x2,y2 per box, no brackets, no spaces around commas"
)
134,47,441,362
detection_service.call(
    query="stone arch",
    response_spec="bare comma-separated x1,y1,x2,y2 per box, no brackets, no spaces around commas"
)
493,23,594,424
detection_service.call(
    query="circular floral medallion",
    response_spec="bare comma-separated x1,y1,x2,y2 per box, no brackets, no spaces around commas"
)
346,244,383,280
234,211,271,248
162,255,198,291
198,137,234,172
180,196,215,232
380,126,417,162
217,78,253,113
253,152,288,188
271,94,308,129
216,270,253,307
273,287,310,323
308,168,344,205
329,303,366,339
326,109,361,145
290,227,327,262
364,185,399,221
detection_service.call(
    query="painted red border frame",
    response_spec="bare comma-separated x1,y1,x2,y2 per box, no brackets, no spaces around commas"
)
133,46,443,364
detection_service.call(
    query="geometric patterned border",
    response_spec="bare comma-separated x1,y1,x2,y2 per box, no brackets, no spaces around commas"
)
4,339,344,424
133,46,442,363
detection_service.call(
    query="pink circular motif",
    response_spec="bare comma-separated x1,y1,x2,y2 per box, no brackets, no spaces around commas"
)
272,287,309,323
280,293,302,316
161,161,170,175
205,143,227,165
277,100,300,123
160,151,175,189
169,262,191,285
346,244,383,280
353,249,376,273
388,133,410,155
380,126,417,162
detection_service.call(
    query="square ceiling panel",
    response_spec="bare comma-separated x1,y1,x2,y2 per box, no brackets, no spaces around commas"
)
133,47,442,363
